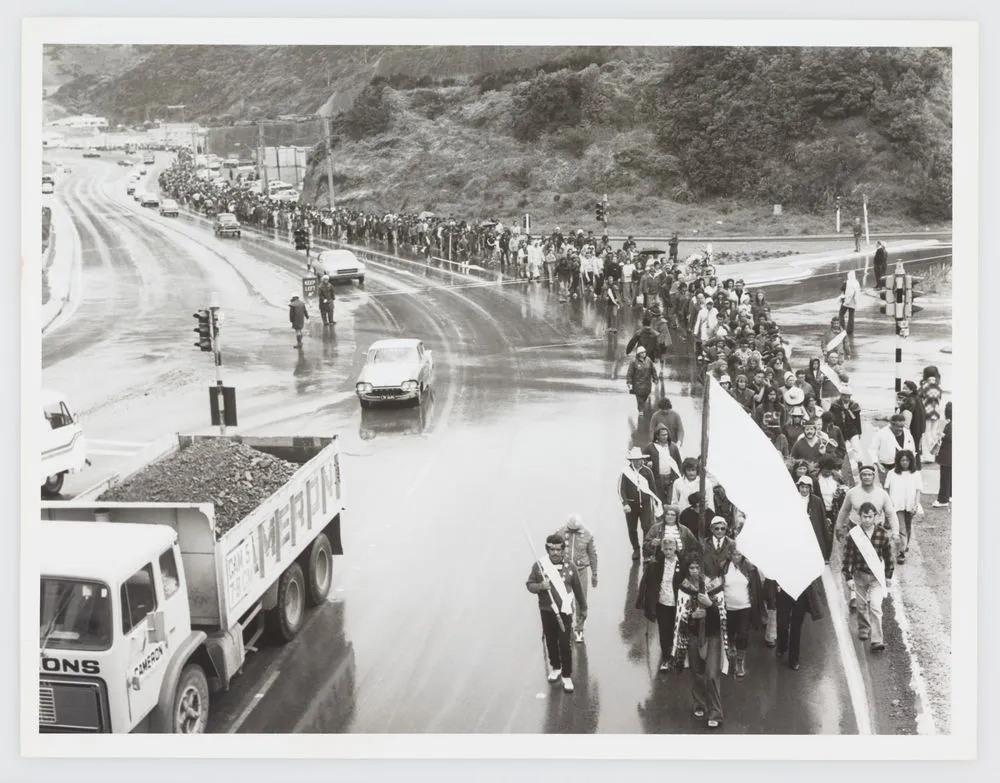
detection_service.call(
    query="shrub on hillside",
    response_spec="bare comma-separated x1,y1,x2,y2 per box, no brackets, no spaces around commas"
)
511,69,585,142
549,126,591,158
338,82,392,141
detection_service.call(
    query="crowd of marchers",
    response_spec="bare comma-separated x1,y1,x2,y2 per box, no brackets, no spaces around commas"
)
528,252,951,730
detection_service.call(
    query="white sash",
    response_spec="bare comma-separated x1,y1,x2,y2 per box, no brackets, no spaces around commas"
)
849,526,887,590
820,363,846,393
539,557,574,615
623,466,664,516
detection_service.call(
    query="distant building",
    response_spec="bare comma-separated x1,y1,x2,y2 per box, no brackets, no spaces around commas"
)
50,113,109,130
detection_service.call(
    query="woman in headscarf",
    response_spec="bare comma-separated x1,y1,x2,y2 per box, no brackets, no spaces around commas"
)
839,270,861,335
884,449,922,563
673,560,728,729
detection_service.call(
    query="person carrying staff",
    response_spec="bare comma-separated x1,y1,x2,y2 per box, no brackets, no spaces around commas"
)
525,533,588,693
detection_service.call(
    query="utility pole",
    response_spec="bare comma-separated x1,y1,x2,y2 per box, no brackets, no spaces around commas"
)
208,292,236,434
602,193,609,234
862,193,871,247
257,120,268,192
835,195,842,234
322,116,336,209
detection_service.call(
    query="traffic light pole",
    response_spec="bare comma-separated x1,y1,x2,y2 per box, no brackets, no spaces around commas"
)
208,294,226,436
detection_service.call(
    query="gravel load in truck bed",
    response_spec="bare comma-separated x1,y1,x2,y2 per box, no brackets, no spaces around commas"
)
97,439,300,538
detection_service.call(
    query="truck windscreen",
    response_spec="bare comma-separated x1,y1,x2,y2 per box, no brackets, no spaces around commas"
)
40,578,113,651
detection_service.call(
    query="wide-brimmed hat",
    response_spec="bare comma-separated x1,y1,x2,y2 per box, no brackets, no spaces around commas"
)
783,387,805,406
626,447,646,461
788,405,806,418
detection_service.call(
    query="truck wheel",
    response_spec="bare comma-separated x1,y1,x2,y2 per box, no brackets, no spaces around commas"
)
172,664,209,734
42,472,64,497
305,533,333,607
267,562,306,644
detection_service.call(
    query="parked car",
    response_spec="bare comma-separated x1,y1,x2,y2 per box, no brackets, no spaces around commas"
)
117,159,133,167
313,249,366,286
355,338,434,408
82,150,100,158
140,193,161,208
213,213,242,238
159,198,180,217
126,184,136,196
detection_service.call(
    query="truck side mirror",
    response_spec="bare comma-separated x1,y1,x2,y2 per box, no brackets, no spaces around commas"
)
146,610,167,645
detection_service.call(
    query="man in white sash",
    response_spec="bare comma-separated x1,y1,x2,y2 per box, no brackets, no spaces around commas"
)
619,447,662,560
526,533,588,692
841,502,895,652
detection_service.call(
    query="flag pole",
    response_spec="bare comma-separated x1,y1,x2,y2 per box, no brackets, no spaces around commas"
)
698,371,711,540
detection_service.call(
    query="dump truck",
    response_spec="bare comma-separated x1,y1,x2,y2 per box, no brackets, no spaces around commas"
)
38,433,344,734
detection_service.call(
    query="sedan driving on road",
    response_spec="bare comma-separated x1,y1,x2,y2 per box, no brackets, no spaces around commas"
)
355,338,433,408
140,193,161,208
159,198,179,217
213,213,242,239
314,249,366,286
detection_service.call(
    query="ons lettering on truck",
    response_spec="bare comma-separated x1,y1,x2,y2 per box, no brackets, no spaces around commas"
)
40,657,101,675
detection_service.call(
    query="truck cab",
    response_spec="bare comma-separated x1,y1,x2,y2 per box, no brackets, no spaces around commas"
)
39,521,205,733
41,389,88,497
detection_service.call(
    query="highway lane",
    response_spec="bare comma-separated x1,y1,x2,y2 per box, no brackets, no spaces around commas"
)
42,156,873,734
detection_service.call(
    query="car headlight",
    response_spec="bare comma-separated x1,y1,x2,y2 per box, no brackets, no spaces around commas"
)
401,381,419,392
356,382,373,394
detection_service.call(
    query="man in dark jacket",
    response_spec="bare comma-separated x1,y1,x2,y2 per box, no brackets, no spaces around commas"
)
897,380,927,467
829,388,863,463
873,241,888,290
317,276,336,326
700,516,736,580
626,316,661,361
619,447,659,560
625,346,659,414
289,295,309,349
526,533,587,692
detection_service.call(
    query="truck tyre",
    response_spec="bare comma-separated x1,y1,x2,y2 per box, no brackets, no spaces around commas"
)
172,664,209,734
42,472,64,497
305,533,333,607
267,562,306,644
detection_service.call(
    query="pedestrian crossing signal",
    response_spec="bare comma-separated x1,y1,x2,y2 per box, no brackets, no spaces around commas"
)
193,310,212,352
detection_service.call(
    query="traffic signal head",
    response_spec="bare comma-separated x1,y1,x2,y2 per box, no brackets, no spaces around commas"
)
193,310,212,352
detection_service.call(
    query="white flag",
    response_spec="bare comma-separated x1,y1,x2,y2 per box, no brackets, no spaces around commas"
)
704,376,824,598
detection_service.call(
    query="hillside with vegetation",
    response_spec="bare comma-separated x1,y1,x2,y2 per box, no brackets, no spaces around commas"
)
47,45,953,233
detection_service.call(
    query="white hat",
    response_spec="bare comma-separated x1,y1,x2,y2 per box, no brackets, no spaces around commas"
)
783,387,805,406
796,475,814,486
627,447,646,461
710,516,729,529
789,405,806,418
720,374,731,384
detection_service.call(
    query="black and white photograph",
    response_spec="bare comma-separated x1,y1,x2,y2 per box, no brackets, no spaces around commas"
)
19,16,979,761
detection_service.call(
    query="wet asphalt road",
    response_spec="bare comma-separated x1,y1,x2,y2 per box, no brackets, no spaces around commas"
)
41,155,948,734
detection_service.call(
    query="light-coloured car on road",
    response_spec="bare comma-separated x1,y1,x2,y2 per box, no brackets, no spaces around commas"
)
140,193,161,208
313,249,366,286
355,338,434,408
159,198,179,217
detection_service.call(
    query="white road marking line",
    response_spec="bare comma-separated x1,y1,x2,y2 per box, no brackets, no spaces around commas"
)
888,579,939,735
821,568,873,735
226,667,281,734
